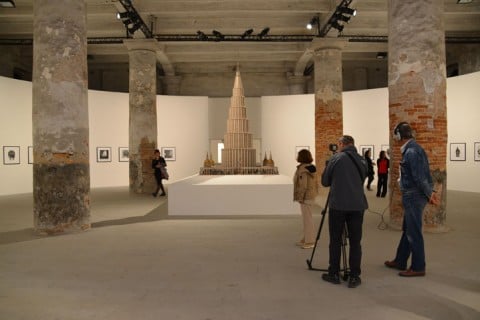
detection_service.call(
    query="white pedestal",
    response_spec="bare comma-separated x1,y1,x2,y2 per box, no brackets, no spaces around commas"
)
168,174,300,215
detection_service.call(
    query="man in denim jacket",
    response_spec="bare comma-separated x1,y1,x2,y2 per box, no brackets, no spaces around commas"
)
384,122,439,277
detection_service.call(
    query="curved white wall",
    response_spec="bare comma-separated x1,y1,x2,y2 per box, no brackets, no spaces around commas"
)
0,72,479,195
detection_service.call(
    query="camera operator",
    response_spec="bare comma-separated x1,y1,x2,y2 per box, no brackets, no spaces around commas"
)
321,135,368,288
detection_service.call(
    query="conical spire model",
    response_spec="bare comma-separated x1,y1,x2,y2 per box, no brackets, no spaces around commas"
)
221,67,256,168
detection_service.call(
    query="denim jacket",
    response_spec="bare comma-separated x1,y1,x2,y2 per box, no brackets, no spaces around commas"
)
400,139,434,199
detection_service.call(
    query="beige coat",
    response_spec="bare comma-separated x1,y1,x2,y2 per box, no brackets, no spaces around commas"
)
293,163,319,203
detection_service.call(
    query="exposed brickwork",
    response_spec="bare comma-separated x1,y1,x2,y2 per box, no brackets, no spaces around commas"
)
311,39,345,169
388,0,448,232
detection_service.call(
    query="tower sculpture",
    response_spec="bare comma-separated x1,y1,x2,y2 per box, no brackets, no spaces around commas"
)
200,66,278,175
221,67,256,168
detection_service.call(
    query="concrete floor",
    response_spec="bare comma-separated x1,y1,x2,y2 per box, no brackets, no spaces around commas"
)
0,187,479,320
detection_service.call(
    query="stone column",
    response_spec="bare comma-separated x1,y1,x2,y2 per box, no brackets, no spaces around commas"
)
311,38,347,168
124,39,158,194
32,0,90,235
287,73,308,94
388,0,448,232
162,75,182,95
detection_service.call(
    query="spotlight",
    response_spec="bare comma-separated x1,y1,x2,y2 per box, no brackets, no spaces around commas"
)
212,30,224,41
376,52,388,59
330,21,344,32
258,27,270,38
334,13,351,23
197,30,208,41
306,16,319,30
0,0,15,8
339,7,356,17
241,28,254,39
128,23,141,34
116,12,130,20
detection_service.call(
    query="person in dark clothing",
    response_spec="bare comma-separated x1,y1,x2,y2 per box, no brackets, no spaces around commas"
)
152,149,167,197
321,135,368,288
364,149,374,191
376,150,390,197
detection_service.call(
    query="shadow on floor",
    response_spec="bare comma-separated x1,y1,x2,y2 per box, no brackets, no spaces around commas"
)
91,202,169,228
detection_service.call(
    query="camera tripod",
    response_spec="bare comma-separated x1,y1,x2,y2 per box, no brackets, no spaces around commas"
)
305,193,350,281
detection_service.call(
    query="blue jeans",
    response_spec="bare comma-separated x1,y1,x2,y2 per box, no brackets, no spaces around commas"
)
328,209,364,277
394,190,428,271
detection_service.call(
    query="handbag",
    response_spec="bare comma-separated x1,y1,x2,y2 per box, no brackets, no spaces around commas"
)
160,166,169,180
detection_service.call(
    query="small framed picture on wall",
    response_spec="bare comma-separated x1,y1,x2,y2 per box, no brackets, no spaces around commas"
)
3,146,20,165
450,143,466,161
118,147,129,162
161,147,176,161
474,142,480,162
96,147,112,162
359,145,374,158
28,146,33,164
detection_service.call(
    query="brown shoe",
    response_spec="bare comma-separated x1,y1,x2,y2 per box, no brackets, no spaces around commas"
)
398,269,426,277
384,260,406,270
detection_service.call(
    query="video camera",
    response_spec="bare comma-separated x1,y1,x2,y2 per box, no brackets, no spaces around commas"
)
325,143,339,166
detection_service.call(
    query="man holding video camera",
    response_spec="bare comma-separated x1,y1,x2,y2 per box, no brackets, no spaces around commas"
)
321,135,368,288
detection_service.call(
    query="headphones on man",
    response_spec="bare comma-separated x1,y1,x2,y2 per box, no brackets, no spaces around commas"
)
394,122,413,141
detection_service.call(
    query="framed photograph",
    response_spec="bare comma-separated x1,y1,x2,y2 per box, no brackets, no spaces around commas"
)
475,142,480,162
28,146,33,164
3,146,20,165
96,147,111,162
359,145,374,158
161,147,176,161
295,146,310,156
118,147,129,162
450,143,466,161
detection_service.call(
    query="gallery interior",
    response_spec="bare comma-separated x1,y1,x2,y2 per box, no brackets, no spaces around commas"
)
0,1,479,319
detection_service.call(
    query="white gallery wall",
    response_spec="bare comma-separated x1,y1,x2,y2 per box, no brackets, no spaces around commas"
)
0,72,479,195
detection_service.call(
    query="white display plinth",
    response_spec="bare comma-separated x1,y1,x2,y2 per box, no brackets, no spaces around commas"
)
168,174,300,215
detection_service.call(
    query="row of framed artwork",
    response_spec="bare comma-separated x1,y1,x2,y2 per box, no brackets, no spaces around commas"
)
295,142,480,162
1,146,177,165
96,146,176,162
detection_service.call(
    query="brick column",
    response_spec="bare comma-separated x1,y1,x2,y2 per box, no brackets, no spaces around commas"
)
124,39,158,194
311,38,347,169
32,0,90,234
388,0,448,232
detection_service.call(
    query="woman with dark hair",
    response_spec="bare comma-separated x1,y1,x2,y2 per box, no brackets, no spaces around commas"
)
376,150,390,197
293,149,318,249
364,149,374,191
152,149,167,197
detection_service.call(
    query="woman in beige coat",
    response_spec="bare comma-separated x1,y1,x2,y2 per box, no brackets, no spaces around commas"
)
293,149,319,249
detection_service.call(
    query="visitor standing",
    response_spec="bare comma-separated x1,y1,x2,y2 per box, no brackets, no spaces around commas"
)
152,149,167,197
376,150,390,197
293,149,318,249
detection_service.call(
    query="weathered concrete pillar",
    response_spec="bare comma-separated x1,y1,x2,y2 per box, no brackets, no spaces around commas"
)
124,39,158,194
388,0,448,232
287,73,308,94
32,0,90,235
311,38,347,168
162,75,182,95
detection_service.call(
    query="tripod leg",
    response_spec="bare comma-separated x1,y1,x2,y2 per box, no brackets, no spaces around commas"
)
340,226,350,281
306,208,326,269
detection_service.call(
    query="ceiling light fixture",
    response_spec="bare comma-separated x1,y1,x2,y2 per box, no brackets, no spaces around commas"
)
0,0,15,7
241,28,254,39
212,30,225,41
197,30,208,41
258,27,270,38
116,11,129,19
306,16,319,30
457,0,472,3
